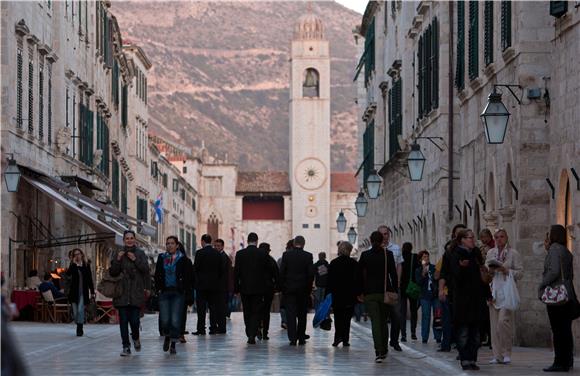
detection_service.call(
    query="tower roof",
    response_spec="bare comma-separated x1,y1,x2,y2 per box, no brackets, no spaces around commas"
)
294,13,325,40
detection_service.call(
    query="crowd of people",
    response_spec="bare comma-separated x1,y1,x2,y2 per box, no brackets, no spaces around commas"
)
7,223,577,373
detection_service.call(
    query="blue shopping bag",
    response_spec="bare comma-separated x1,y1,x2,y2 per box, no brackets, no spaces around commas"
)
313,293,332,328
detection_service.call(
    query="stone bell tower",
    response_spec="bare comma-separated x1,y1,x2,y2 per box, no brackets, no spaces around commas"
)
289,12,331,253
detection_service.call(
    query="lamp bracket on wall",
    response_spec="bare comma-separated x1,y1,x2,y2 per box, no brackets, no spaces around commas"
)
546,178,555,200
509,180,519,201
398,224,404,236
454,205,462,217
478,194,487,212
571,168,579,191
407,222,413,233
415,136,446,152
417,215,423,227
492,84,523,105
464,200,473,216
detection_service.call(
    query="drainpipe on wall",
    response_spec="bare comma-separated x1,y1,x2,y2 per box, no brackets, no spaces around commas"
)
448,1,454,222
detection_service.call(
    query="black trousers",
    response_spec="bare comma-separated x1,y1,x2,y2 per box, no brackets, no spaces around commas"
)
211,291,227,333
399,290,418,338
284,293,309,342
181,302,188,335
547,303,574,367
196,290,217,333
261,292,274,336
333,306,354,344
241,294,264,339
388,300,402,344
456,323,480,364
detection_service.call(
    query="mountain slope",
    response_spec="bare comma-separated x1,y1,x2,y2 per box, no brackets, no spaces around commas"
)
113,1,360,171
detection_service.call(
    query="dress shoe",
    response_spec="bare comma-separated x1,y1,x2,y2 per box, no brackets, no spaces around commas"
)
192,331,206,336
343,343,350,347
332,341,341,347
163,336,171,352
298,339,306,345
247,337,256,344
400,337,407,342
470,364,480,371
289,340,297,346
390,343,402,352
304,334,310,339
411,334,417,340
543,365,570,372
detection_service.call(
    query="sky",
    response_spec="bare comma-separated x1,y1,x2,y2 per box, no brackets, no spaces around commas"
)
335,0,368,14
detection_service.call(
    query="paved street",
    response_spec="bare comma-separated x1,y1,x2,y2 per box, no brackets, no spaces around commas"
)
8,312,579,375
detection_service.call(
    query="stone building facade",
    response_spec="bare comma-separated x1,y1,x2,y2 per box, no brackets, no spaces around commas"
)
355,1,579,347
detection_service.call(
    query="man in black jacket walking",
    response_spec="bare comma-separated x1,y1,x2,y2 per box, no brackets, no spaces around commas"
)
279,236,314,346
193,234,224,335
234,233,273,344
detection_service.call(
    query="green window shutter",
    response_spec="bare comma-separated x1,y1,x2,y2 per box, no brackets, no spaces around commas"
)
432,18,439,109
28,49,34,134
16,43,23,129
121,174,128,214
484,1,493,66
425,24,432,115
364,18,376,87
79,103,85,163
87,109,94,165
468,1,479,80
163,173,168,188
47,63,52,145
363,120,375,183
121,85,128,128
501,1,512,51
112,159,119,207
104,122,110,177
455,1,466,90
417,36,424,118
389,79,402,158
38,64,44,140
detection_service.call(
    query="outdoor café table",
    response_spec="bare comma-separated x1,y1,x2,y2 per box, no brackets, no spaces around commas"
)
11,289,40,311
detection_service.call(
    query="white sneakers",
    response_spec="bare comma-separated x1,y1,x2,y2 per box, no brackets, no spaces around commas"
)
489,356,511,365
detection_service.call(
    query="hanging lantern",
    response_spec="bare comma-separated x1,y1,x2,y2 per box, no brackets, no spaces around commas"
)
347,226,357,244
336,211,347,233
4,156,21,193
480,90,510,144
366,170,382,199
354,189,368,217
407,143,426,181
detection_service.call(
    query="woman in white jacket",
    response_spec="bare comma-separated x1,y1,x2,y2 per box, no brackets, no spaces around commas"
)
485,229,523,365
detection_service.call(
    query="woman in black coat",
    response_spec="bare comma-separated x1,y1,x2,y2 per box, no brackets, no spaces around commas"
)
326,241,359,347
66,248,95,336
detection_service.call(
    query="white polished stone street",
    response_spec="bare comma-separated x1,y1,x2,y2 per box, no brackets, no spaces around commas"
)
8,312,578,375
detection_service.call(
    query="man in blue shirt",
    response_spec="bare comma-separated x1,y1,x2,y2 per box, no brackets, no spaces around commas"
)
39,273,66,301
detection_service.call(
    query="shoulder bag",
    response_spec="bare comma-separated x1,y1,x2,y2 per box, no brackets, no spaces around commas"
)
384,250,399,306
97,270,123,299
405,256,421,300
541,257,570,306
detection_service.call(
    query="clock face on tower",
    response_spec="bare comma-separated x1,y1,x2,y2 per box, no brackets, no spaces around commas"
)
295,158,327,190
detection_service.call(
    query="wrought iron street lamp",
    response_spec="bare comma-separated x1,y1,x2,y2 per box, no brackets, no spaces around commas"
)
366,169,382,199
4,154,21,192
354,189,368,217
347,226,357,244
480,84,522,144
336,210,347,233
407,143,426,181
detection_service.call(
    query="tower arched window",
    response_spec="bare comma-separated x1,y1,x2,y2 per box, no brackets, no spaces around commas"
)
303,68,319,98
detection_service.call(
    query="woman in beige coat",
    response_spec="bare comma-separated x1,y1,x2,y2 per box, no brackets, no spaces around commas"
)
485,229,523,365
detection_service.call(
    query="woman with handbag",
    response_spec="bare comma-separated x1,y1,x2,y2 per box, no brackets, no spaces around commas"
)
357,231,399,363
154,236,193,355
327,241,358,347
442,228,489,371
110,230,150,357
66,248,95,337
485,229,523,365
539,225,574,372
415,250,437,344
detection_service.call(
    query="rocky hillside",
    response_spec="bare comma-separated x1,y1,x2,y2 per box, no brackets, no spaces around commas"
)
113,1,360,171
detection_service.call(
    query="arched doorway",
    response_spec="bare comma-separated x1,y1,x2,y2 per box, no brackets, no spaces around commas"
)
207,213,219,241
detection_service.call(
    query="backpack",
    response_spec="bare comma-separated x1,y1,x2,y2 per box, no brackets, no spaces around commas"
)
97,271,123,299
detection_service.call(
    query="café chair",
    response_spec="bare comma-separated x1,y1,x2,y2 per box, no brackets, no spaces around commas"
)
41,290,70,323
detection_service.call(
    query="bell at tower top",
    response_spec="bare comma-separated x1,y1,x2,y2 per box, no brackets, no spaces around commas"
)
294,12,325,41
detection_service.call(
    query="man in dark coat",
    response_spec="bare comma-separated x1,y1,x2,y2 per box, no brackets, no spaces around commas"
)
193,234,224,335
213,238,230,334
279,235,314,346
234,233,273,344
258,242,279,340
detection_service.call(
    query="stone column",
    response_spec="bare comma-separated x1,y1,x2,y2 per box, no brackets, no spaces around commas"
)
498,206,516,240
482,211,499,230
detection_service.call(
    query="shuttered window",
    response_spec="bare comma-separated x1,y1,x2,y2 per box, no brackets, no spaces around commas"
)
468,1,479,80
455,1,465,90
501,1,512,51
47,63,52,145
418,18,439,119
79,104,94,166
112,60,119,108
28,45,34,135
16,39,23,129
364,18,376,87
121,174,128,214
112,158,119,207
388,79,402,159
38,61,44,141
484,1,493,66
96,114,110,177
137,198,148,222
121,84,128,128
362,120,375,184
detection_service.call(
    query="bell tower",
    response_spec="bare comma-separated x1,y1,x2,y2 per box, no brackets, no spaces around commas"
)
289,12,331,254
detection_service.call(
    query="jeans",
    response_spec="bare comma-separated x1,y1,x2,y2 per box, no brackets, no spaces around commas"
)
365,293,390,354
71,296,85,324
313,287,326,310
456,324,480,364
284,293,308,342
354,302,366,321
420,298,436,342
400,290,418,338
159,290,185,340
440,300,452,350
118,305,141,348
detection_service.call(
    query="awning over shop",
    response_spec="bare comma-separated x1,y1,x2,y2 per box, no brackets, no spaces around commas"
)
23,176,124,246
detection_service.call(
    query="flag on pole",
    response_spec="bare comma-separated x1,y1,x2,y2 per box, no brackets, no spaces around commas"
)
154,192,163,224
